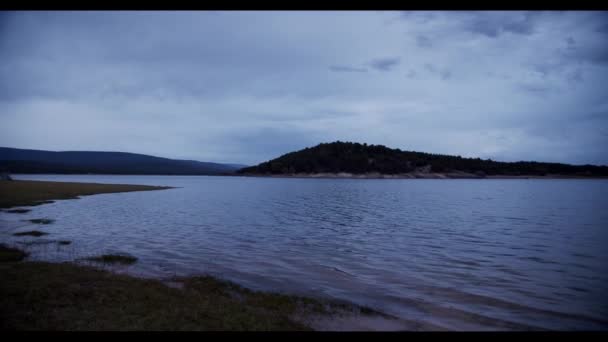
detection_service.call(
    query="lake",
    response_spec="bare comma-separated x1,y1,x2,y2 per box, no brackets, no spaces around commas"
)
1,174,607,330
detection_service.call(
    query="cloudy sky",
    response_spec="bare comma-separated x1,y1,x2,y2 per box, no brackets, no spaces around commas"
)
1,11,607,165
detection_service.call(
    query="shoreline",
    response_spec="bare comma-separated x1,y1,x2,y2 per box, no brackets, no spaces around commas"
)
1,244,416,331
237,172,608,180
0,179,416,331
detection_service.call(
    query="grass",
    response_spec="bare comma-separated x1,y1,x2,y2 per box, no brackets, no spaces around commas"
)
85,254,138,265
28,218,55,225
0,180,173,209
0,245,374,331
13,230,49,237
0,244,29,262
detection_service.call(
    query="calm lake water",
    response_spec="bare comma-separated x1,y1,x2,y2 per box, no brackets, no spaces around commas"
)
2,174,608,330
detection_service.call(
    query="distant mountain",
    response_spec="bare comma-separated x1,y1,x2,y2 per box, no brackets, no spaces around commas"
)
0,147,246,175
224,163,250,170
238,141,608,177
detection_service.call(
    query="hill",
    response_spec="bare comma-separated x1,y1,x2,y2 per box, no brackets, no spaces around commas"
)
237,141,608,178
0,147,244,175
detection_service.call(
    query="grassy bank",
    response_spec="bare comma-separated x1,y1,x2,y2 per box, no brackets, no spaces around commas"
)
0,245,380,331
0,180,173,208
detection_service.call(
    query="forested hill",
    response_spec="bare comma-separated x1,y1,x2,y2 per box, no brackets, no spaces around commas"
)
0,147,245,175
237,141,608,177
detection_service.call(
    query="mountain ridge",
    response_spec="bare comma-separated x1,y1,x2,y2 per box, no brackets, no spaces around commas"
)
0,147,246,175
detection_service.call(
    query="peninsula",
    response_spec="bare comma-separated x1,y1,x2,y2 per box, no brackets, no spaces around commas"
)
237,141,608,179
0,179,173,209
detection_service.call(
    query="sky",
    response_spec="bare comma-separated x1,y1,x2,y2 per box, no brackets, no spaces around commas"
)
1,11,607,166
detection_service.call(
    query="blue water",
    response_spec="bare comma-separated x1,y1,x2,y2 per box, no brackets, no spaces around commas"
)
1,174,607,330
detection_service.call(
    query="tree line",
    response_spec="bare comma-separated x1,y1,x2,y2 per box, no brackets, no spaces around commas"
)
238,141,608,176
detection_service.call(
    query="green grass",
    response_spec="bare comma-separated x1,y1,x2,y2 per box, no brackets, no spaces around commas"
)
12,230,48,237
0,180,173,209
0,245,374,331
85,254,138,265
28,218,55,225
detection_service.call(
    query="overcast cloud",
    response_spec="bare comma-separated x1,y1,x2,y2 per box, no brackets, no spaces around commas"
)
1,11,607,165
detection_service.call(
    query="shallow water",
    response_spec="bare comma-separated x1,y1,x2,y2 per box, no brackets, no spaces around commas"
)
2,174,607,330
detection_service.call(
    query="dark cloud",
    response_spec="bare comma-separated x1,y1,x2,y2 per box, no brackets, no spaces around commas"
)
556,38,608,67
567,44,608,66
581,109,608,123
593,12,608,33
596,23,608,34
0,11,607,165
522,31,605,82
399,11,436,23
329,65,367,73
369,57,400,71
547,12,608,67
463,11,539,38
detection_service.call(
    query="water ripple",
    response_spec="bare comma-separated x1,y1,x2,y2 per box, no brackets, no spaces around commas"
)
2,174,608,330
